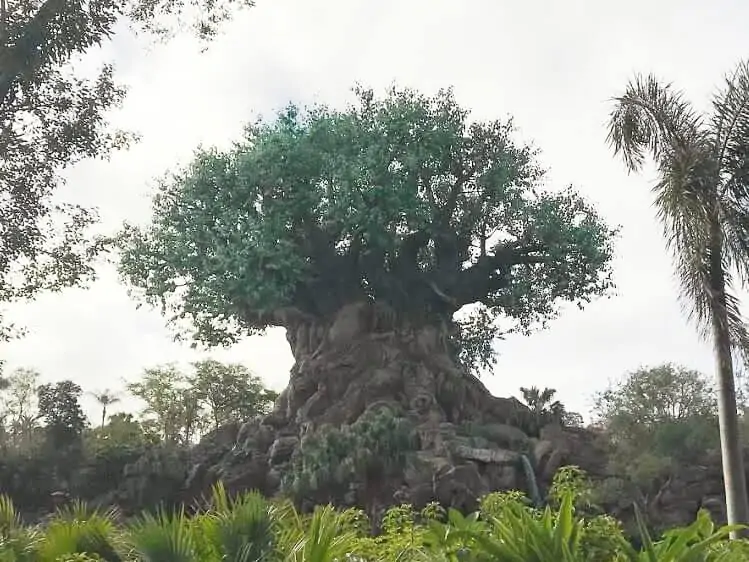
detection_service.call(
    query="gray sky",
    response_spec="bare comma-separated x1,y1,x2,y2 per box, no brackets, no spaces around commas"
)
3,0,749,421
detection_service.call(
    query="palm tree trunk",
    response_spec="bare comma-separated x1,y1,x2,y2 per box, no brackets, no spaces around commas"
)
709,232,749,535
101,406,106,428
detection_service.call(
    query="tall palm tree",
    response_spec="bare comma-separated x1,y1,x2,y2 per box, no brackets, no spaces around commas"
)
607,60,749,531
90,389,120,428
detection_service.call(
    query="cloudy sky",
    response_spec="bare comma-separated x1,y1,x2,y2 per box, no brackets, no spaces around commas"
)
3,0,749,421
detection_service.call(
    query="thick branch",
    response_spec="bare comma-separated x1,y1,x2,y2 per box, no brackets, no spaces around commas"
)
394,229,430,271
452,242,547,307
436,168,469,228
299,220,361,316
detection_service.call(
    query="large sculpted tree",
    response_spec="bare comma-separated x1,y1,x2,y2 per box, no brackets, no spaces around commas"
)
119,87,615,435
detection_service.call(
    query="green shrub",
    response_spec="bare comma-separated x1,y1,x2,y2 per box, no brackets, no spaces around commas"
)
283,407,417,510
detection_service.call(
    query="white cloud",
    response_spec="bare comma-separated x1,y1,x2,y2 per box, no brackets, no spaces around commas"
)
2,0,747,421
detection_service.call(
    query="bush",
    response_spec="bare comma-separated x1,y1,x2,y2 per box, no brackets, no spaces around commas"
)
283,407,417,511
0,467,748,561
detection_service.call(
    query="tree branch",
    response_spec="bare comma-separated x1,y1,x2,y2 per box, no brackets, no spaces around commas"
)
0,0,66,107
394,229,430,271
436,170,468,228
452,242,548,307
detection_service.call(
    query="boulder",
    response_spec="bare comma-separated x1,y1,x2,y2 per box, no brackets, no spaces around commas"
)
268,436,299,465
453,445,519,465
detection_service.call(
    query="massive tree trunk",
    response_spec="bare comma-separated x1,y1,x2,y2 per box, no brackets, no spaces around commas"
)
270,301,531,433
190,301,539,514
708,232,749,536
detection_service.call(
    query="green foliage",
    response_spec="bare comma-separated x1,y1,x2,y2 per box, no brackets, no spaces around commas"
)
548,466,594,510
518,386,582,434
594,364,720,496
74,415,150,501
118,443,188,512
0,0,253,338
37,382,87,449
127,366,197,444
128,361,276,444
284,407,417,508
190,360,278,430
36,503,121,562
118,86,616,374
1,483,749,561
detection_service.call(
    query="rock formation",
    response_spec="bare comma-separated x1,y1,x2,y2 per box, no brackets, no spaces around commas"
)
183,301,548,514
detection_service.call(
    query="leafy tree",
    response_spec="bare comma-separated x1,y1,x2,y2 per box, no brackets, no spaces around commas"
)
78,413,150,501
518,386,577,432
190,359,278,429
37,380,87,448
127,364,197,444
89,389,120,428
284,407,417,520
118,87,616,381
0,367,40,449
593,364,719,503
595,364,716,428
36,380,88,489
0,0,253,338
607,60,749,529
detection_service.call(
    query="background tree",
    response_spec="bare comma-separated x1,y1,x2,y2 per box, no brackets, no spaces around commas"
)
518,386,572,433
607,60,749,529
593,364,719,510
36,379,88,488
37,380,87,448
118,87,616,433
0,367,40,449
90,389,120,427
191,359,278,429
78,412,151,502
127,365,195,444
0,0,253,338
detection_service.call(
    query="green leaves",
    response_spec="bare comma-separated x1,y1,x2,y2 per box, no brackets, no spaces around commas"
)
623,506,747,562
0,0,253,339
2,484,749,562
120,86,616,375
284,407,417,508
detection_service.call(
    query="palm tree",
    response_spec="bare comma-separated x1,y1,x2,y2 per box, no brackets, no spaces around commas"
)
519,386,566,430
90,390,120,428
607,60,749,531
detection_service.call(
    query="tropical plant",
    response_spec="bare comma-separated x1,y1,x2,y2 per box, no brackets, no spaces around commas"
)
519,386,567,432
1,480,749,562
90,391,120,429
284,407,417,517
607,61,749,531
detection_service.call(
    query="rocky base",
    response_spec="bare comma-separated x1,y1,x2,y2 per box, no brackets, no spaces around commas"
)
181,302,609,515
176,302,735,528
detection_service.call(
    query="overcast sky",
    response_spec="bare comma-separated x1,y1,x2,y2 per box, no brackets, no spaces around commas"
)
3,0,749,421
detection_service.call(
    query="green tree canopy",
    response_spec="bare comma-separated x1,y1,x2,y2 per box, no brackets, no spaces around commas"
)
191,359,278,429
0,0,253,338
37,380,87,448
118,87,617,373
593,364,719,490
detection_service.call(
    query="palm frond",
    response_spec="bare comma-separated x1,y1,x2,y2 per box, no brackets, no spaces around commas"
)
128,509,197,562
607,74,705,172
712,60,749,198
0,495,20,539
38,506,122,562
